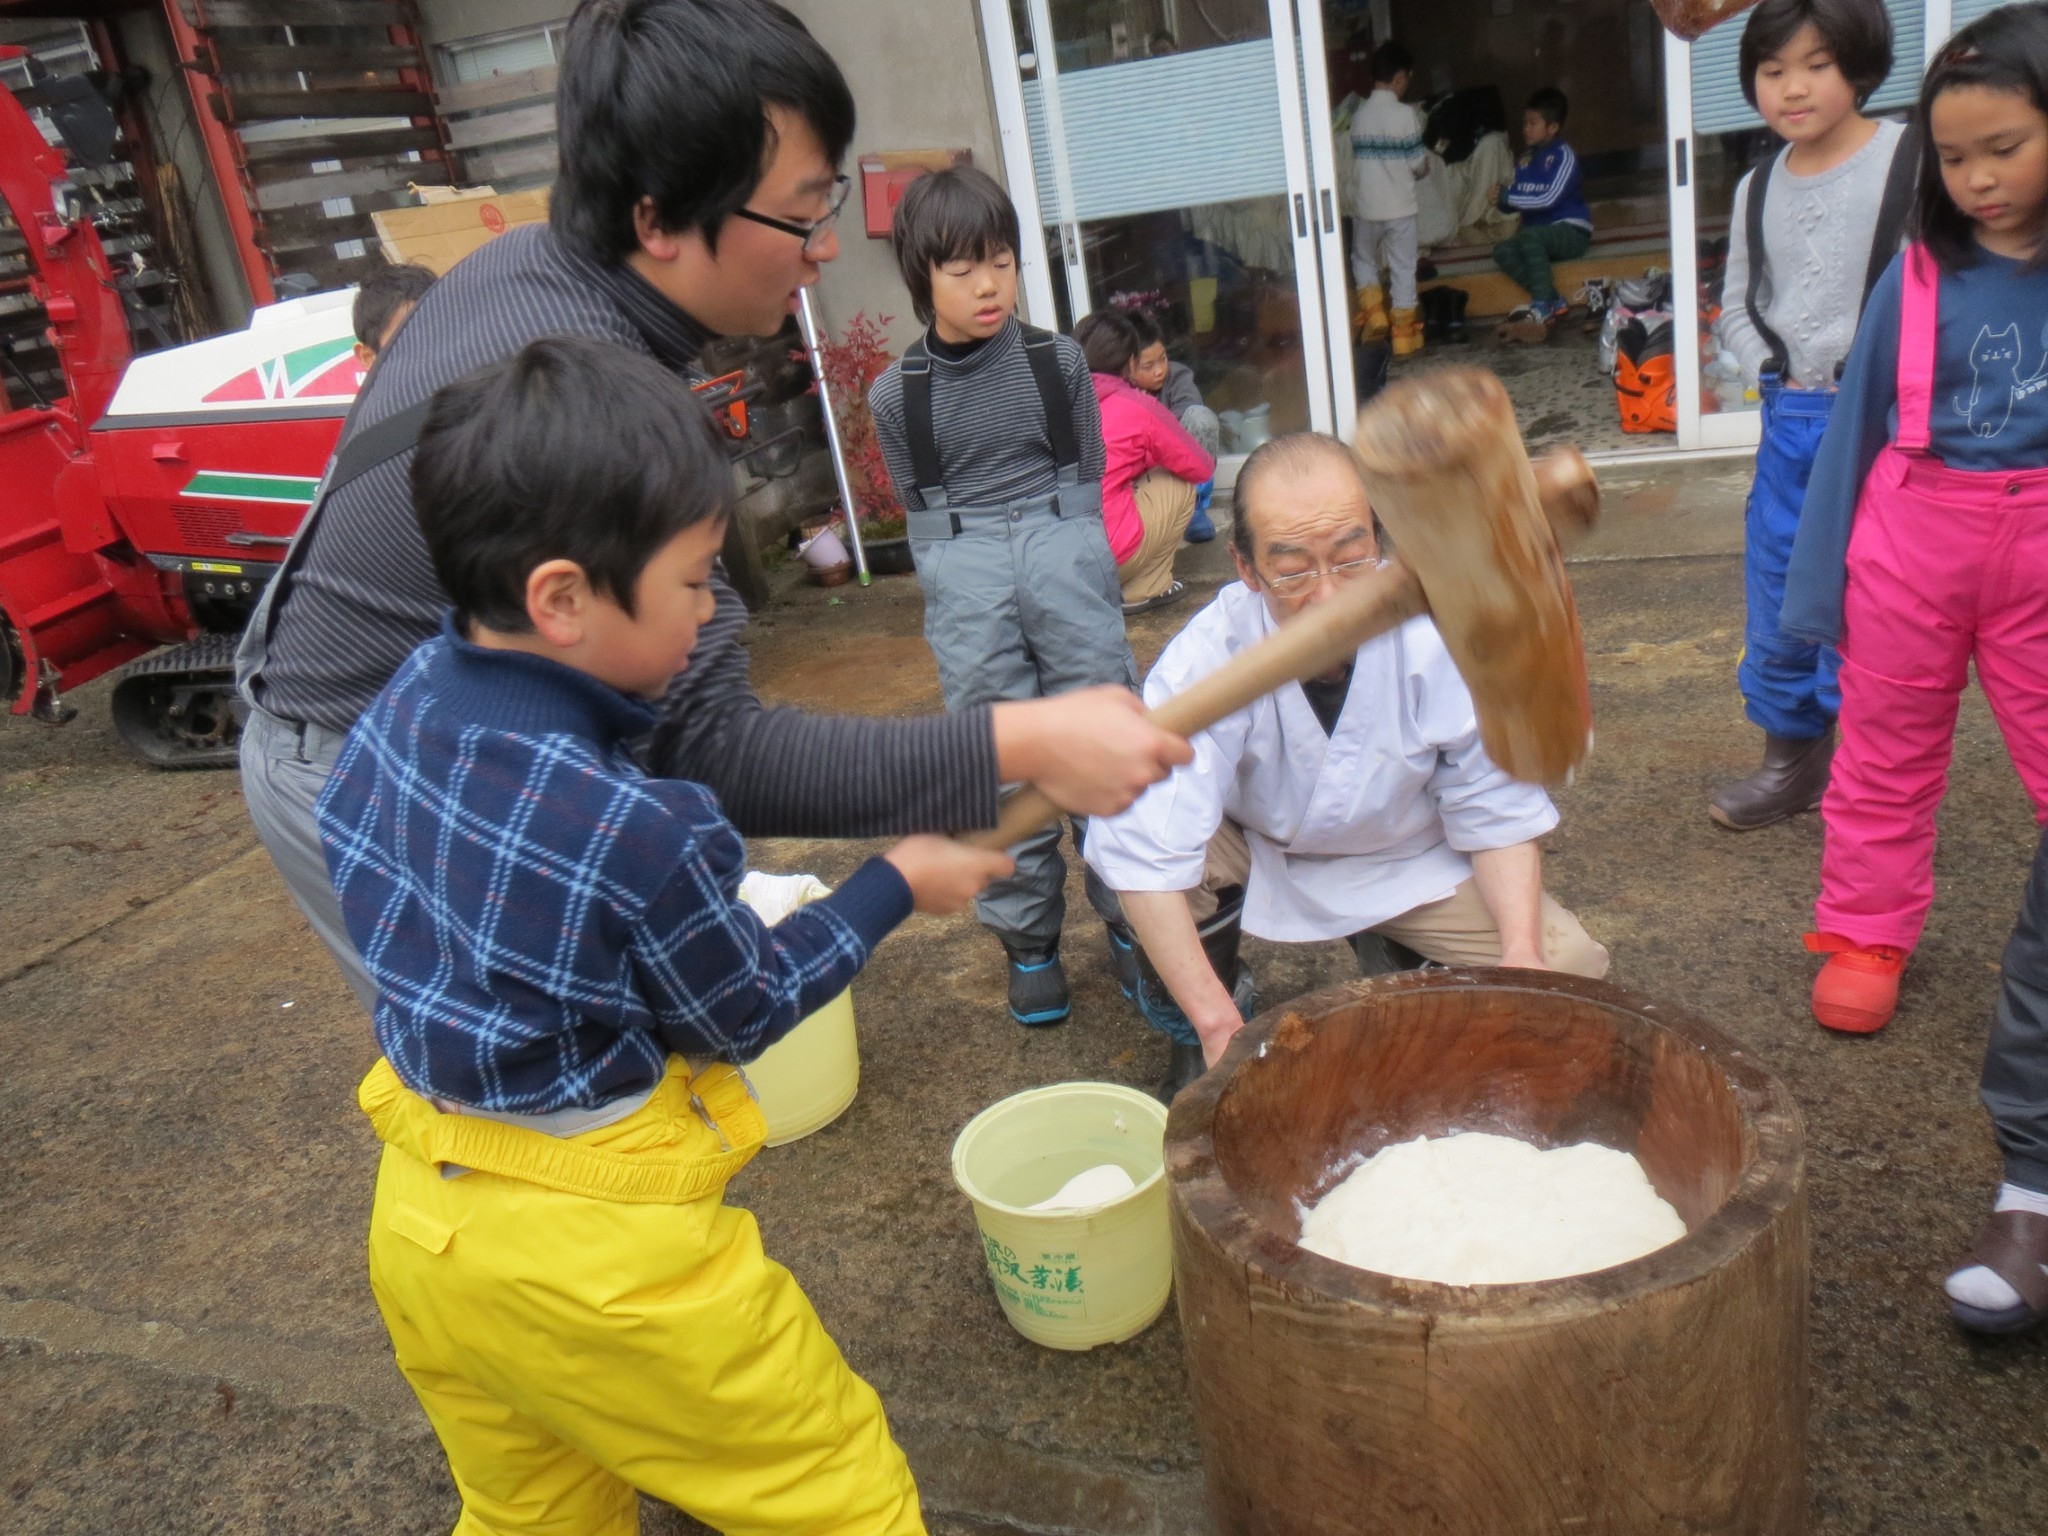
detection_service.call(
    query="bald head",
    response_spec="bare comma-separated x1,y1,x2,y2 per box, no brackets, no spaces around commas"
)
1230,431,1369,565
1227,430,1381,632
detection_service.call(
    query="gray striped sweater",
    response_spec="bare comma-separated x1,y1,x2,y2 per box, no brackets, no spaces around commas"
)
866,320,1105,511
251,223,997,837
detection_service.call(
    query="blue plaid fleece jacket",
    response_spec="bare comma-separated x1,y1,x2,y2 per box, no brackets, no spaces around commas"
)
316,617,913,1113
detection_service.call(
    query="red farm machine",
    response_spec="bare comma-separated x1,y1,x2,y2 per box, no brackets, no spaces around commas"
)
1,45,354,766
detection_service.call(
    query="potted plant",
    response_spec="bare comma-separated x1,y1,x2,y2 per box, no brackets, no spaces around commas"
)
807,311,914,575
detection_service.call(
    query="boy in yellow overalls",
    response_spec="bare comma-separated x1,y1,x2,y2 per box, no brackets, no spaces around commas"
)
316,336,1011,1535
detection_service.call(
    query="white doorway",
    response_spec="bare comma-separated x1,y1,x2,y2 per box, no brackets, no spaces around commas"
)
979,0,1357,468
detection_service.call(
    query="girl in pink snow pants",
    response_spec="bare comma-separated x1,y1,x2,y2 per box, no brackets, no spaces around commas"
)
1781,6,2048,1035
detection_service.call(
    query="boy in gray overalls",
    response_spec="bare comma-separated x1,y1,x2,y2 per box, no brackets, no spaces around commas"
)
868,167,1136,1026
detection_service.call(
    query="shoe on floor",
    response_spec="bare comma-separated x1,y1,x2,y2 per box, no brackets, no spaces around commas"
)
1185,497,1216,544
1708,728,1835,831
1157,1041,1206,1105
1806,933,1907,1034
1495,304,1551,345
1005,946,1070,1027
1946,1198,2048,1334
1122,579,1187,617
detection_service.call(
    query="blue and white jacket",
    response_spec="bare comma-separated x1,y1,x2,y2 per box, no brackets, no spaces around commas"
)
1500,141,1592,231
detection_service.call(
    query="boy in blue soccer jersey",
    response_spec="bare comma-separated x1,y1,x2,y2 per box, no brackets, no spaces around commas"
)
316,334,1009,1535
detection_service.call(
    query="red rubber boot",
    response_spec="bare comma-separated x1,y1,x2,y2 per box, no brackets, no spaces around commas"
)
1805,933,1908,1034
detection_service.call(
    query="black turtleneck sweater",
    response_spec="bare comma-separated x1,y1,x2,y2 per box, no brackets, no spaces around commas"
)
252,224,998,837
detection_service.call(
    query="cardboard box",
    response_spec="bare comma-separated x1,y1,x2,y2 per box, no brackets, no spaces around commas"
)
371,186,551,274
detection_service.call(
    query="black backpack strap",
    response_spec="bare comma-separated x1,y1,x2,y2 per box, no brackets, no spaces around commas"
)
1862,124,1920,313
322,397,433,501
897,336,949,510
1743,150,1791,381
1019,325,1080,472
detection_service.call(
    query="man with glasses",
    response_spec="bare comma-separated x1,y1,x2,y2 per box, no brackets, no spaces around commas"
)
237,0,1186,1010
1086,431,1609,1101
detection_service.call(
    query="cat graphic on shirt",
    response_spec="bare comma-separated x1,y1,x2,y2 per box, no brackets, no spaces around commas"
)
1955,322,2048,438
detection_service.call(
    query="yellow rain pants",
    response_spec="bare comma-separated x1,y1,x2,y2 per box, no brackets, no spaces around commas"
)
357,1057,925,1536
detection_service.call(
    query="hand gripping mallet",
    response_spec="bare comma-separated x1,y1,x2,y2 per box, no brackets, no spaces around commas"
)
965,368,1596,853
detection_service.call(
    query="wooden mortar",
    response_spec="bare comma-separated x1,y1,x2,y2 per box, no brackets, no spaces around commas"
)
1167,969,1808,1535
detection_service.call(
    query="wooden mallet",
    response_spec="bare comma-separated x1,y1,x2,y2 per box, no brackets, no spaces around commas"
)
967,368,1596,852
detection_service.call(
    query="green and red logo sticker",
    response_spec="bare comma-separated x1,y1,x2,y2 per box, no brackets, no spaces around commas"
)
201,336,363,404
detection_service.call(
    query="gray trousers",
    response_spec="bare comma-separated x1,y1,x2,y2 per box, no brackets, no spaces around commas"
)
1984,825,2048,1193
239,704,378,1010
911,488,1137,950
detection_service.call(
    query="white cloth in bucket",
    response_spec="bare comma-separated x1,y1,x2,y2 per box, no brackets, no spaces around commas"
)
1029,1164,1138,1212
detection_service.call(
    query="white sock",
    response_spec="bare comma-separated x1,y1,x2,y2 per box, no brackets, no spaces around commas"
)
1944,1183,2048,1312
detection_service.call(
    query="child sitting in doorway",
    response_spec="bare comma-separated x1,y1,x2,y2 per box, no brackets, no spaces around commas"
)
868,166,1137,1029
317,335,1010,1533
1492,87,1594,342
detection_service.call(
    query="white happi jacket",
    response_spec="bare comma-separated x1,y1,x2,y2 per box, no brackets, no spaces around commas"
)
1084,582,1559,942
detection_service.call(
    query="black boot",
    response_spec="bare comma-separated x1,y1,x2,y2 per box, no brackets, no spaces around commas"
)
1003,944,1071,1026
1707,728,1836,831
1348,930,1429,976
1445,287,1469,343
1419,287,1451,343
1159,1042,1207,1104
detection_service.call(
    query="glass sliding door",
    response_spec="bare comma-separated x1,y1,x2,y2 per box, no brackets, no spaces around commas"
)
980,0,1352,457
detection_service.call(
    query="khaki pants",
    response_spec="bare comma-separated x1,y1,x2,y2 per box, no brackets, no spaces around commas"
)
1116,469,1196,603
1184,820,1609,976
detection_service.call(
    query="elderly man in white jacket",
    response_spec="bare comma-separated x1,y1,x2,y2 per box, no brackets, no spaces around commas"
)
1085,432,1609,1100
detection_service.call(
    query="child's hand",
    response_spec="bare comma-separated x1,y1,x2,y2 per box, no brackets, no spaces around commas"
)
885,836,1014,915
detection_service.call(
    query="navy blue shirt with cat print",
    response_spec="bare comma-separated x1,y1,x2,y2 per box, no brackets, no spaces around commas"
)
1782,246,2048,646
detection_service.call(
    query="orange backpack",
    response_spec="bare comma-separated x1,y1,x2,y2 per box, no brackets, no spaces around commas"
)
1613,317,1676,434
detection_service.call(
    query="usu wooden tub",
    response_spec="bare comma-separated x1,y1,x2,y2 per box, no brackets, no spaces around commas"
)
1166,969,1807,1535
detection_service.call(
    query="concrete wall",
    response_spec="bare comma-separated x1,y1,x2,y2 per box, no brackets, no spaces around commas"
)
781,0,1004,355
412,0,1005,354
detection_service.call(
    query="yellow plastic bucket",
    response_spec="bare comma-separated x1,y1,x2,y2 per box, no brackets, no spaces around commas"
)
745,989,859,1146
950,1082,1171,1350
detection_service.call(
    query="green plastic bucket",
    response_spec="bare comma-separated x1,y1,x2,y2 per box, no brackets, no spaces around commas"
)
950,1082,1171,1351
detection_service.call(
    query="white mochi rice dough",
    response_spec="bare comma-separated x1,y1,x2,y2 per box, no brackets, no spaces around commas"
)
1297,1131,1687,1285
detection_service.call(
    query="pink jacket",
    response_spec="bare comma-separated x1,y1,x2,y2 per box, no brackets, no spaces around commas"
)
1091,373,1215,563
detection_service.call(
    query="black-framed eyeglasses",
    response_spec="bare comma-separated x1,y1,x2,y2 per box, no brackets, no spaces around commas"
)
730,175,852,256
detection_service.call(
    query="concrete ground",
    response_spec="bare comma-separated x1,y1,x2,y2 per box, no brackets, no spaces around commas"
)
4,455,2045,1534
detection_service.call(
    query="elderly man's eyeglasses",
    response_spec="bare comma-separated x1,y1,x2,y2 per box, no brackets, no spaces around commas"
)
1260,556,1381,592
731,176,852,256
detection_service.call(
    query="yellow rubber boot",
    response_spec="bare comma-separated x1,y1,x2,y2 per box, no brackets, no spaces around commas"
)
1354,286,1389,344
1390,307,1424,357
